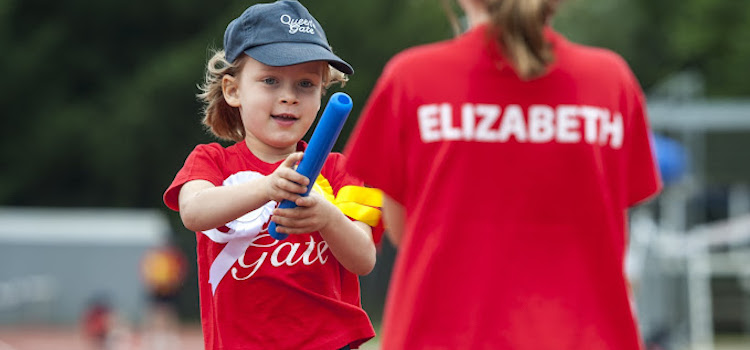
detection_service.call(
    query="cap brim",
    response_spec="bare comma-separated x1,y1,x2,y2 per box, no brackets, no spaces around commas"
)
245,42,354,75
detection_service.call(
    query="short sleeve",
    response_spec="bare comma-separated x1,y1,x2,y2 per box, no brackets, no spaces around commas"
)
624,74,662,207
323,153,364,195
344,62,407,204
163,143,227,211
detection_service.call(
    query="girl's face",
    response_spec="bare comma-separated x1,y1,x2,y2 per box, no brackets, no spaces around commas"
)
223,57,326,160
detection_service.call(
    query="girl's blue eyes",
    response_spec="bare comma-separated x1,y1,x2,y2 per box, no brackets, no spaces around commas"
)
261,78,316,88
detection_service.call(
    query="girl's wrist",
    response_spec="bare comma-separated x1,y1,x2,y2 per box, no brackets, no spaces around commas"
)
319,201,347,236
258,176,273,202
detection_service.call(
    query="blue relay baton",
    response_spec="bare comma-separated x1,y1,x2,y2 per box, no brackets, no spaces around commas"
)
268,92,354,240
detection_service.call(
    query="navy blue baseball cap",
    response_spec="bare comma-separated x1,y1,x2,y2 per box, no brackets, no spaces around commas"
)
224,0,353,75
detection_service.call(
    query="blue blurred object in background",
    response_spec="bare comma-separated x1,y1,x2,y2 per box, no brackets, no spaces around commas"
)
650,133,690,185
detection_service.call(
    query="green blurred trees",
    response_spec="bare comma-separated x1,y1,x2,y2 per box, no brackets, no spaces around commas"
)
0,0,454,208
555,0,750,96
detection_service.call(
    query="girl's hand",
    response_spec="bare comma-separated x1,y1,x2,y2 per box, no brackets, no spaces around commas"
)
264,152,310,203
271,191,337,235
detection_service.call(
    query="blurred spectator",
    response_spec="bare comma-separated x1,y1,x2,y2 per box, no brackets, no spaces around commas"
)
81,295,113,350
139,245,187,350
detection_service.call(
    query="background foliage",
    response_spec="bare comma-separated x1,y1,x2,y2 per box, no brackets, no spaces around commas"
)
2,0,748,320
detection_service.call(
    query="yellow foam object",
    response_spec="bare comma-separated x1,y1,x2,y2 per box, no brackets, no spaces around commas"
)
312,175,382,227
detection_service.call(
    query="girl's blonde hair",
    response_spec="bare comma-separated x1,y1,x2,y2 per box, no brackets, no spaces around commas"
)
443,0,556,80
196,50,348,142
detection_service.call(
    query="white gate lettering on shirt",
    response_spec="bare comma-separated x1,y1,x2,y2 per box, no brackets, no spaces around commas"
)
232,234,330,281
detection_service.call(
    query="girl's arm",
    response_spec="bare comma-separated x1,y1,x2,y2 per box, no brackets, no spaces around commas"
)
320,213,376,276
382,194,405,247
272,195,376,275
178,152,309,232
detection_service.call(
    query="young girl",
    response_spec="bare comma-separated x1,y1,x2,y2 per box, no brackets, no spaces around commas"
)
345,0,661,349
163,1,381,349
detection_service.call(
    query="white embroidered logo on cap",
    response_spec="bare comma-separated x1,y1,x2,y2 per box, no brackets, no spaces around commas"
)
280,14,316,34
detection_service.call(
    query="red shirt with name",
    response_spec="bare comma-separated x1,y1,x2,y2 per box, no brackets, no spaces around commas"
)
164,141,377,350
345,25,661,350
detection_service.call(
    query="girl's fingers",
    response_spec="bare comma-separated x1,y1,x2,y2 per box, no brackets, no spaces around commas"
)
294,196,316,207
272,205,325,234
278,166,310,188
270,178,302,198
273,209,295,219
274,226,314,235
272,214,312,229
282,177,308,194
281,152,304,168
273,206,311,219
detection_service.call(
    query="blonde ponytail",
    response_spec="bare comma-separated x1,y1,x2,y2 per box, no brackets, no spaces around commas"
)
486,0,555,80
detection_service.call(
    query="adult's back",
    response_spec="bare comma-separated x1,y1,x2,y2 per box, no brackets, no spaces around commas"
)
345,0,661,348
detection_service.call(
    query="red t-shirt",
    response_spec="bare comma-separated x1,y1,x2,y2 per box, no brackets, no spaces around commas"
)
164,141,377,350
345,25,662,350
